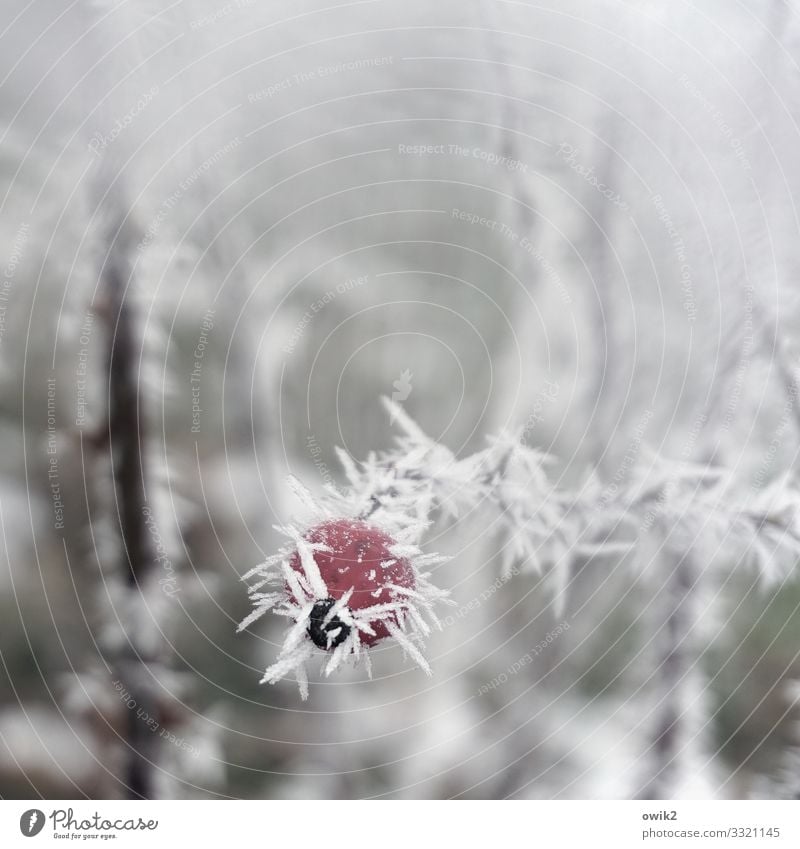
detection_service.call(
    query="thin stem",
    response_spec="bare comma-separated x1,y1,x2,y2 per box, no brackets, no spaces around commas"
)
106,252,151,587
101,228,158,800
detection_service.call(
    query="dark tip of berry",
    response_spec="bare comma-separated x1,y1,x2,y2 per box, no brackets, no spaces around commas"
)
307,598,351,650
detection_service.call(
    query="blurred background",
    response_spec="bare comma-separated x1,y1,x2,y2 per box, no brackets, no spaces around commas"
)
1,0,800,799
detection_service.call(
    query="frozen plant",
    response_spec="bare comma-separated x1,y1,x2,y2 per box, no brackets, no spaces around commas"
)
244,388,800,796
239,399,581,698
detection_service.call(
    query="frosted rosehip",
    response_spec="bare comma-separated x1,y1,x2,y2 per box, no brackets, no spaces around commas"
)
289,519,416,649
240,483,451,699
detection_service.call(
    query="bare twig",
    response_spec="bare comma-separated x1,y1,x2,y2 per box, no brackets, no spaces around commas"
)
101,225,159,799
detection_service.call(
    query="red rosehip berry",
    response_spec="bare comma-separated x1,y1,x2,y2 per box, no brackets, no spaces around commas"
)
288,519,415,648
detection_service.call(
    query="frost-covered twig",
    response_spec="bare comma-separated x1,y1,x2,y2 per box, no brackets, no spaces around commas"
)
241,399,597,697
620,452,800,585
241,400,800,705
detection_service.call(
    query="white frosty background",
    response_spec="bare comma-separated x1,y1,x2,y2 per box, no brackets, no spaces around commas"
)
1,0,800,799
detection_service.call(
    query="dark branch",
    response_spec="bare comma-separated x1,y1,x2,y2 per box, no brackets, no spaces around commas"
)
101,227,159,800
105,253,151,587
